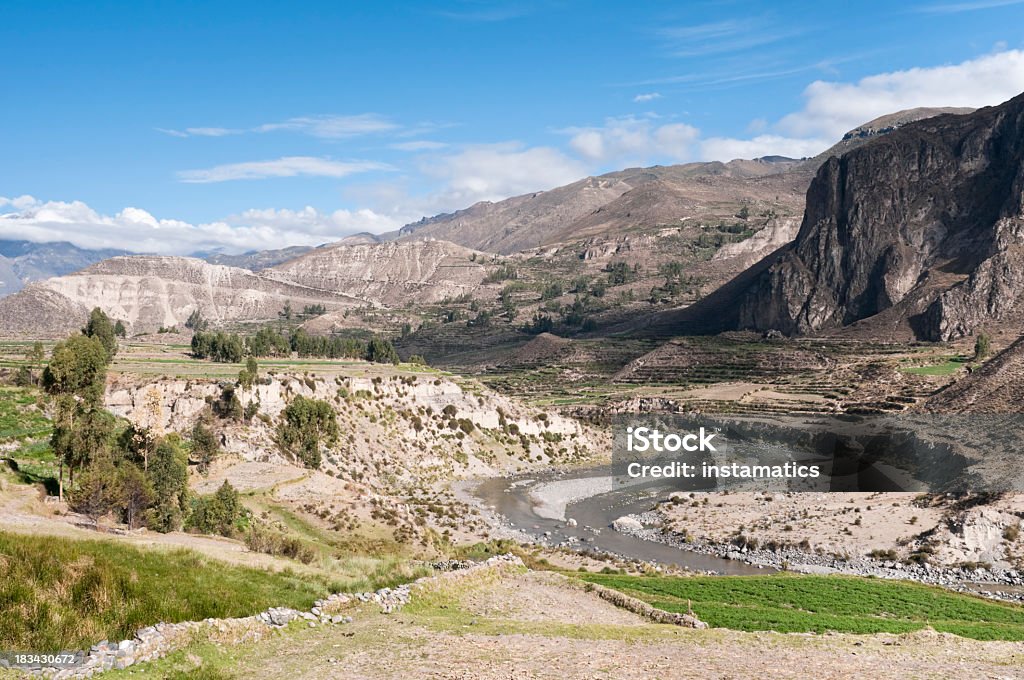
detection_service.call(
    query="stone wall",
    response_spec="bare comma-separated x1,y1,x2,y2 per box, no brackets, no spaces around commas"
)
31,554,523,678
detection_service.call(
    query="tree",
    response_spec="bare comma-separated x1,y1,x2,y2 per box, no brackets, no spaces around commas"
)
67,401,115,484
364,337,399,365
145,436,189,532
43,333,109,500
186,480,243,537
69,460,123,530
185,309,209,332
277,396,339,469
83,307,118,361
238,356,259,389
43,334,109,402
113,320,127,338
118,463,154,530
214,385,243,421
18,341,46,386
190,418,220,473
974,332,992,361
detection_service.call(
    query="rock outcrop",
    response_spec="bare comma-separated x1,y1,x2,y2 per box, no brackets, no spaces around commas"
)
267,238,487,306
0,240,485,336
667,93,1024,341
0,256,364,336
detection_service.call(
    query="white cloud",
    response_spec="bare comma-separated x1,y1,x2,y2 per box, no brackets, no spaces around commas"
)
633,92,662,103
0,195,40,210
778,49,1024,141
917,0,1024,12
565,116,700,164
419,142,588,209
390,140,449,151
0,196,401,255
177,156,392,183
698,49,1024,161
159,114,400,140
157,127,241,138
256,114,399,138
699,135,830,161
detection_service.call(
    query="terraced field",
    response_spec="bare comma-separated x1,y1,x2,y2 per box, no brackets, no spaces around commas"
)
580,573,1024,640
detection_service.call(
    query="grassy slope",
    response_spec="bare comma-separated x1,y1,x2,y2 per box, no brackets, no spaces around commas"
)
579,573,1024,640
0,531,346,652
0,386,57,490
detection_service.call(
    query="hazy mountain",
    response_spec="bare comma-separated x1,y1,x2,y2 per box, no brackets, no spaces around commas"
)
202,245,316,271
0,239,125,296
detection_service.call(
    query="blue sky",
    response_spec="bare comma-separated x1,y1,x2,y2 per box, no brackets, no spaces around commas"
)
1,0,1023,254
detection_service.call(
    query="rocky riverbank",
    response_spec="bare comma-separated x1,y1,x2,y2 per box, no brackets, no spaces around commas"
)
614,511,1024,602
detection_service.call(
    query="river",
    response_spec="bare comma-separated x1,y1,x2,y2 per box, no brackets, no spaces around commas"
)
471,467,771,575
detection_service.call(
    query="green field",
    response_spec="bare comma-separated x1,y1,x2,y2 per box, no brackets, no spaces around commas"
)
579,573,1024,640
901,357,969,376
0,531,359,652
0,386,57,490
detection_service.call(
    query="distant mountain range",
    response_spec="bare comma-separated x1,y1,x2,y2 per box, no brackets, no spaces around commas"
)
0,104,985,339
0,240,127,296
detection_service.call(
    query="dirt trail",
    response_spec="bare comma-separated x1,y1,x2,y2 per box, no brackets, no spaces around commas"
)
0,474,317,574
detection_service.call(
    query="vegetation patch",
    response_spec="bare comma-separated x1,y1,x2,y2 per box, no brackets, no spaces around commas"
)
0,531,339,652
578,573,1024,640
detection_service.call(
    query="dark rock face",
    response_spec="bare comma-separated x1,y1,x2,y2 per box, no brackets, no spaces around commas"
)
735,92,1024,341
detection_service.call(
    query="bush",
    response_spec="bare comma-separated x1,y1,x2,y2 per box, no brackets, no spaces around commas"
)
187,481,246,537
277,396,339,468
245,526,317,564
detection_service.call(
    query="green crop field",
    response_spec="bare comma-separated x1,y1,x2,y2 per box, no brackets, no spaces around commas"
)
901,357,969,376
579,573,1024,640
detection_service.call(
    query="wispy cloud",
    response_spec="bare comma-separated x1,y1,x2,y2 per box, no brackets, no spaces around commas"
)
157,126,242,138
916,0,1024,12
434,1,534,22
158,114,400,140
177,156,392,183
633,92,662,102
390,140,449,151
255,114,399,138
658,18,806,58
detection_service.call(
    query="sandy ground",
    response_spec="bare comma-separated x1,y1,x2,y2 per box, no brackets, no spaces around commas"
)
192,459,309,494
659,491,944,556
657,491,1024,567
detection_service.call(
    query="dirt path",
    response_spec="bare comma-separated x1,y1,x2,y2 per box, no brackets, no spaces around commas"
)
0,474,318,574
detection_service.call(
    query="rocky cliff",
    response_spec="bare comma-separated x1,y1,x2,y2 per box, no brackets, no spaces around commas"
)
666,94,1024,341
267,239,487,306
0,239,488,336
0,256,364,336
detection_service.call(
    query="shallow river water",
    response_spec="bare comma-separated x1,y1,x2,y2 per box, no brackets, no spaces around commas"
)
472,467,771,575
